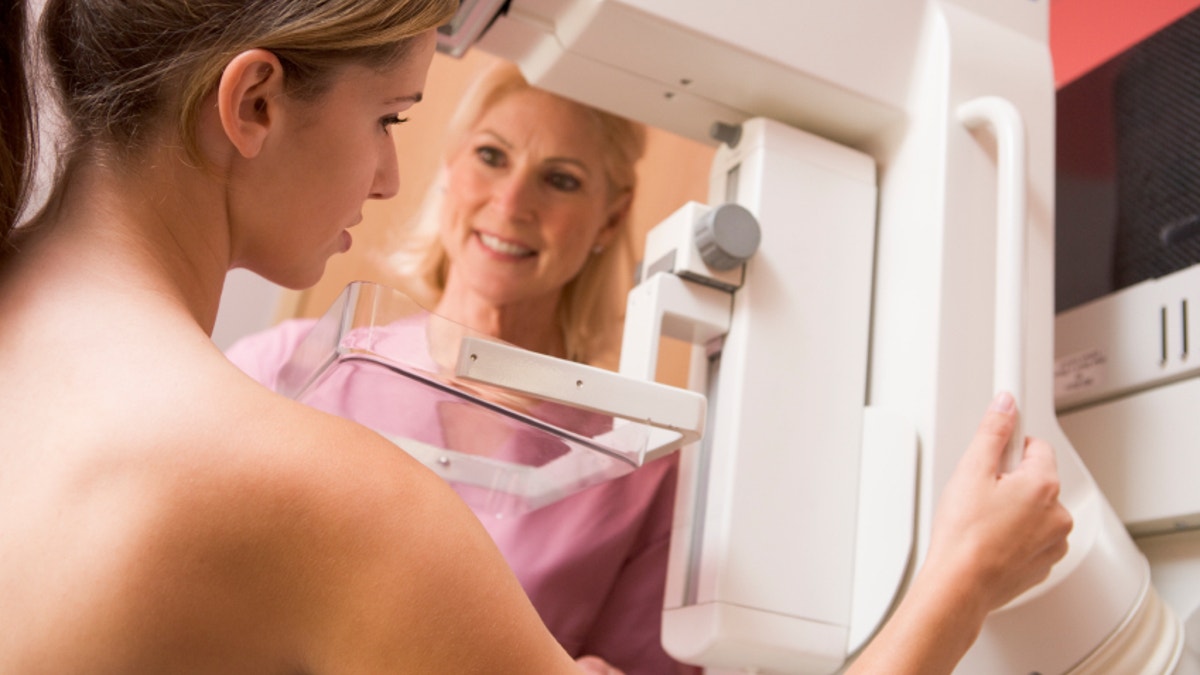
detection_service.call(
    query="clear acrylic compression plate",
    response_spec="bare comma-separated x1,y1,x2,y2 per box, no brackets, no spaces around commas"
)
275,281,704,516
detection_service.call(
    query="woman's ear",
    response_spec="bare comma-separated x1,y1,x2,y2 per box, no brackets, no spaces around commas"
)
216,49,285,159
595,189,633,249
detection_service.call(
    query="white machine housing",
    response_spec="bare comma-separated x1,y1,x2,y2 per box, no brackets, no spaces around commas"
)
446,0,1200,672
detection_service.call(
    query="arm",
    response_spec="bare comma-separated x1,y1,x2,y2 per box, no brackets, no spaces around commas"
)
290,416,583,673
156,380,584,674
846,392,1073,674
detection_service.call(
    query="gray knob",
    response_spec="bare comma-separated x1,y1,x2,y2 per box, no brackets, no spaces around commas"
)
694,203,761,270
709,121,742,148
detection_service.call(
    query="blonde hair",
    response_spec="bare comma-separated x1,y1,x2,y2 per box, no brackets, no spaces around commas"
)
392,62,647,367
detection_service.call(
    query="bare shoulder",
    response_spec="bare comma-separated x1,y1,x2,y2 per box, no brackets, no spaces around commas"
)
130,365,577,673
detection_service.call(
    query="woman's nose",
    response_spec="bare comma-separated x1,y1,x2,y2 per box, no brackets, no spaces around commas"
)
490,171,537,221
369,139,401,200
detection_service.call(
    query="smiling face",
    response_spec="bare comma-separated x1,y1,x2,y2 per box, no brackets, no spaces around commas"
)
437,88,629,312
230,32,436,289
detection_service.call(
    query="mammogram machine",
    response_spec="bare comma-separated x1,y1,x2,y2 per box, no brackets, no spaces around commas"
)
295,1,1200,672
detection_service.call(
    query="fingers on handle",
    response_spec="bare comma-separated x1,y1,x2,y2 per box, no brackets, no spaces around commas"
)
1016,435,1060,480
966,392,1018,474
1033,508,1073,578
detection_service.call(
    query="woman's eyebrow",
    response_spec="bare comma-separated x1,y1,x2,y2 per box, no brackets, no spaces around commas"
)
476,129,593,175
477,129,513,148
383,92,424,105
544,156,591,174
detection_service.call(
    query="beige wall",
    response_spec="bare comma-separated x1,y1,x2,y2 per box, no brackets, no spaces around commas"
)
285,49,716,327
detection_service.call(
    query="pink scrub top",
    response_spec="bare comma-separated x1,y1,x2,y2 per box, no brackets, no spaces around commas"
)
225,318,698,674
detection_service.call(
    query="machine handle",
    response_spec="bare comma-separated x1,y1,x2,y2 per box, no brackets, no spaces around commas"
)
958,96,1027,472
455,336,708,460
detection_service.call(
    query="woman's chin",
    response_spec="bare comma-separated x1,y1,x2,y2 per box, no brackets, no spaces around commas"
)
261,261,329,292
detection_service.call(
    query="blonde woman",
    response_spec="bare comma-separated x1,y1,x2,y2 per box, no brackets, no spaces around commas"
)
395,62,640,369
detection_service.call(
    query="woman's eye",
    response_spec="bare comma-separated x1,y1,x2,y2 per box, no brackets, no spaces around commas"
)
546,172,581,192
381,115,409,133
475,145,506,167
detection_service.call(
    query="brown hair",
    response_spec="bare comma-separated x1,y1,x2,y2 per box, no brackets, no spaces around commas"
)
392,62,647,367
1,0,457,250
1,0,36,250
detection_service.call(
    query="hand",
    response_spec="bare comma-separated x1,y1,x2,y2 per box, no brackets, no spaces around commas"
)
846,392,1072,674
575,655,625,674
923,391,1073,613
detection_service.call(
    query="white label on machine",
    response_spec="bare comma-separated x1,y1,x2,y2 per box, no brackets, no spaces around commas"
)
1054,348,1108,398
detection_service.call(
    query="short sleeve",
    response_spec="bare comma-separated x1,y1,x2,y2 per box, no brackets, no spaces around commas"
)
223,318,318,390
